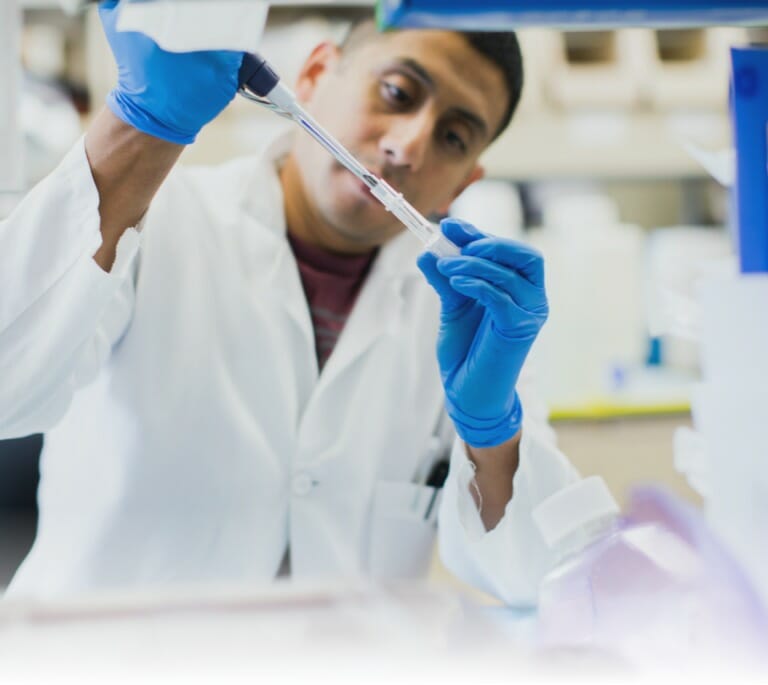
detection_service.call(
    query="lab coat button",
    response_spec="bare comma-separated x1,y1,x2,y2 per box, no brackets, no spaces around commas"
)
291,472,314,496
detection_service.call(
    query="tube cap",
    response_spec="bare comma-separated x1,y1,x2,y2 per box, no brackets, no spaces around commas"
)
238,52,280,97
532,476,620,550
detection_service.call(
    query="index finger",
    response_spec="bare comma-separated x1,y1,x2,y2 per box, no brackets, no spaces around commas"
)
461,238,545,285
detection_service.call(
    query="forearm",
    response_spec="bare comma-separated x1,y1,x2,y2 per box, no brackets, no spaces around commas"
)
85,108,183,271
466,431,521,531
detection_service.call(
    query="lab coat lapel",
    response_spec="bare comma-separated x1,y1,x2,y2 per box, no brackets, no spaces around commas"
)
266,241,316,355
239,139,318,382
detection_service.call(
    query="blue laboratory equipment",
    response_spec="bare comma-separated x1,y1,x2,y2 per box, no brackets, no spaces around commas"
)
731,46,768,273
237,54,460,258
377,0,768,30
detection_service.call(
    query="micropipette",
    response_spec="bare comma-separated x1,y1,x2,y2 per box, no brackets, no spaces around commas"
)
238,53,461,258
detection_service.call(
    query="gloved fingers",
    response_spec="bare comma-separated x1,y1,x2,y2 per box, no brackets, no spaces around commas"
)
440,218,487,248
461,238,545,286
436,255,545,309
448,275,544,338
417,251,469,315
417,251,451,297
448,275,519,322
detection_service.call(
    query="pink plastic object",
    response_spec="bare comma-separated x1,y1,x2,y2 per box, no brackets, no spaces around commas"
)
534,479,768,671
627,485,768,665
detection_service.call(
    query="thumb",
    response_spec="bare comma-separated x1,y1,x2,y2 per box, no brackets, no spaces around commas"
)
440,217,487,247
417,251,468,314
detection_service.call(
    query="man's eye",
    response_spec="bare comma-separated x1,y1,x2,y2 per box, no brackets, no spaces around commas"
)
380,80,411,106
444,129,467,153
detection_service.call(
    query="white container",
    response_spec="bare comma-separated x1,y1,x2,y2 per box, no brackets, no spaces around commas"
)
644,225,735,370
696,274,768,608
529,193,646,408
116,0,270,53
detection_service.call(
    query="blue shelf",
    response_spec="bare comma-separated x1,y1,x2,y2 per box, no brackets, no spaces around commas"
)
377,0,768,30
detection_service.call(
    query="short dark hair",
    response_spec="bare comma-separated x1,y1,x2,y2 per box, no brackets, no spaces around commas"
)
340,20,524,141
462,31,524,139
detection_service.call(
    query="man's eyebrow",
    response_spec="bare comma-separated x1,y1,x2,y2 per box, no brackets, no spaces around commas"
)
395,58,436,90
393,58,490,139
451,107,488,138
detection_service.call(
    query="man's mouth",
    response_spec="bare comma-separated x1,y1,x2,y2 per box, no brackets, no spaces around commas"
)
352,176,377,201
334,160,404,195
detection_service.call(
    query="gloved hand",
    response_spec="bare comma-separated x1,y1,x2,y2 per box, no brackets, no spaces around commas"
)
99,0,244,144
417,219,549,448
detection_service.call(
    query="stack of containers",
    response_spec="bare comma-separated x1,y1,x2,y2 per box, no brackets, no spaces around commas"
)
695,46,768,609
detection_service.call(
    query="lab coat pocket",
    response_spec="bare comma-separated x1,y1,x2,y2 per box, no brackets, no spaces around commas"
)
367,481,441,579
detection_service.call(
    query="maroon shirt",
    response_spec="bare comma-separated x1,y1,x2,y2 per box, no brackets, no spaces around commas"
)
287,232,377,371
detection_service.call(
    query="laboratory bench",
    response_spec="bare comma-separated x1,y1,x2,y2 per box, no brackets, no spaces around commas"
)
552,413,699,507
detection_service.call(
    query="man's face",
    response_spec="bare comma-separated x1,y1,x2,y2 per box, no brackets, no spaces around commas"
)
288,29,508,250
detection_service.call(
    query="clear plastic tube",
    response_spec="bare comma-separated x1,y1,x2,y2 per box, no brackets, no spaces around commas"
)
367,178,460,257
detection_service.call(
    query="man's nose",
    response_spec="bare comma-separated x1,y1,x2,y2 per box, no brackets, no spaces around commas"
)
378,113,431,173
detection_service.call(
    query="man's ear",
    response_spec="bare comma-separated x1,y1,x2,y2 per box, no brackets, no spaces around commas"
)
436,164,485,215
294,42,342,103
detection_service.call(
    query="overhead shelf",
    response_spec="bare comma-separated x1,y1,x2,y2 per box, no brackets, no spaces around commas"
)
479,25,738,180
481,110,730,180
377,0,768,30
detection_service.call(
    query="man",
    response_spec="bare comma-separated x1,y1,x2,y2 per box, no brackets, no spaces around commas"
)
0,1,577,603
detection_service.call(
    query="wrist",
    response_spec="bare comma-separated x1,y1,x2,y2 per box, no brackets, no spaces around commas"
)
86,107,184,271
446,392,523,448
467,430,522,476
106,90,198,145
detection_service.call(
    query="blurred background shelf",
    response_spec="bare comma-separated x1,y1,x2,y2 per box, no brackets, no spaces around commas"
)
483,110,730,181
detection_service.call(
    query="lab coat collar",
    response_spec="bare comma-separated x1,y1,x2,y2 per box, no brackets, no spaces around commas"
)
239,131,429,393
240,132,291,239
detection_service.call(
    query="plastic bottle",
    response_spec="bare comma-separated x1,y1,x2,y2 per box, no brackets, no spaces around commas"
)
533,477,706,668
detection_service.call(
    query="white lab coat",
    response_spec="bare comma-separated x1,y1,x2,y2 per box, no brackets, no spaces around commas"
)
0,134,578,603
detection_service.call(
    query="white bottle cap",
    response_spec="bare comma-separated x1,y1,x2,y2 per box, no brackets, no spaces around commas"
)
532,476,620,550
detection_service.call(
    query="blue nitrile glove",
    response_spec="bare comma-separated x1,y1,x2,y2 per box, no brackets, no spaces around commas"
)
417,219,549,448
99,0,244,144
